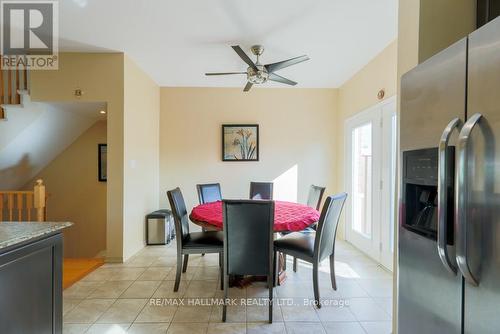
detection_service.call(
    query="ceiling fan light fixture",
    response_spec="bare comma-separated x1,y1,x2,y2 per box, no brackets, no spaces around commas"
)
206,45,309,92
247,66,268,84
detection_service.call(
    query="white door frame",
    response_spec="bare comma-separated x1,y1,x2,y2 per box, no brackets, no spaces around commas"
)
344,96,396,270
379,98,397,271
344,104,382,259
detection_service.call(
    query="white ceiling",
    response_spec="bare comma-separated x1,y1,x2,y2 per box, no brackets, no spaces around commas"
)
59,0,398,88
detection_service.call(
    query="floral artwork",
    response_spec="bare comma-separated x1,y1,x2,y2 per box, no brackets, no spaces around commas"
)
222,124,259,161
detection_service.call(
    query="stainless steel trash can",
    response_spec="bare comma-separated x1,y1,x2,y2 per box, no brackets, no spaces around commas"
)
146,210,174,245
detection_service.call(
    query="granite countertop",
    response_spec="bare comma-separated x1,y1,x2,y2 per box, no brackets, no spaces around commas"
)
0,222,73,250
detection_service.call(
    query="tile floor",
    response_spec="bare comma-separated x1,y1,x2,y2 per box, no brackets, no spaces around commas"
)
63,240,393,334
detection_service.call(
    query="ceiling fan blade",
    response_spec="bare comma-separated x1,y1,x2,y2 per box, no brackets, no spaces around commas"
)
205,72,246,76
231,45,258,71
268,73,297,86
243,82,253,92
265,55,310,73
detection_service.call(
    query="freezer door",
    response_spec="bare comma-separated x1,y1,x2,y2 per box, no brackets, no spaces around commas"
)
399,38,466,334
462,16,500,334
400,38,467,152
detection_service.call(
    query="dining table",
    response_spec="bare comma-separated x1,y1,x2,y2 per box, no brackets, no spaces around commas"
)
189,200,320,286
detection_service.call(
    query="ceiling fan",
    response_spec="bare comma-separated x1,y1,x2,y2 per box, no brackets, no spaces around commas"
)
205,45,309,92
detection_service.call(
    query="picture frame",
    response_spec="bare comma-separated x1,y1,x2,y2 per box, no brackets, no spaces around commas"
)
222,124,259,161
98,144,107,182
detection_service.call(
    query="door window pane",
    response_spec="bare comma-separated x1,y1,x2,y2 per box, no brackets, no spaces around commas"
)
351,123,372,238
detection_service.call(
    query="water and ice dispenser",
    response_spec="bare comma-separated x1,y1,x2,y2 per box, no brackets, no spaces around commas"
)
401,148,454,242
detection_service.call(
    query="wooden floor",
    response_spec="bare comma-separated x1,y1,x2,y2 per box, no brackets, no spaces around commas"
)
63,258,104,289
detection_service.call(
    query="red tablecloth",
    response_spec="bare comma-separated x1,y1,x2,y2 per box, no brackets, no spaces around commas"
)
189,200,320,232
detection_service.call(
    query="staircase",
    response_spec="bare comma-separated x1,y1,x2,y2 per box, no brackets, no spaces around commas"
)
0,62,29,120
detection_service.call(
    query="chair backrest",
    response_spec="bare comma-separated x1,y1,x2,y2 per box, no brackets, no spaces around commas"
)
167,187,190,244
314,193,348,261
307,184,326,210
249,182,274,200
223,200,274,276
197,183,222,204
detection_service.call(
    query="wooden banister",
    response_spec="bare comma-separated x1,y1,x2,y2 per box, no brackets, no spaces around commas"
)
34,179,46,222
7,66,12,104
0,59,28,120
15,62,20,104
0,179,47,222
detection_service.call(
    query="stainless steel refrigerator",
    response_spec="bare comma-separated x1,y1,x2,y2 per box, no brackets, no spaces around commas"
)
399,16,500,334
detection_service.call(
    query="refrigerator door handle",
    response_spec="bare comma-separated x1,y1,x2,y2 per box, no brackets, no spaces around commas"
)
437,118,461,275
456,113,483,286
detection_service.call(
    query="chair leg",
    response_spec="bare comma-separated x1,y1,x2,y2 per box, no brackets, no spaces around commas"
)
219,252,223,290
182,254,189,273
268,274,273,323
201,227,206,256
283,253,287,270
274,251,280,287
293,257,298,272
329,254,337,290
313,261,321,308
174,252,182,292
222,273,229,322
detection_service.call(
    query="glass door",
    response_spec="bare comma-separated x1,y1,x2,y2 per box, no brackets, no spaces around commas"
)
352,123,374,238
345,107,382,258
345,97,396,269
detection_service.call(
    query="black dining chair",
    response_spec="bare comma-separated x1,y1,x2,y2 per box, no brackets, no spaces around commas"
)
274,193,347,308
290,184,327,271
167,187,224,292
249,182,274,200
222,200,275,323
307,184,326,211
197,183,222,204
196,183,223,256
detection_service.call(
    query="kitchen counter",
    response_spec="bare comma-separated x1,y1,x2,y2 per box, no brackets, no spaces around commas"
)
0,221,71,334
0,222,72,252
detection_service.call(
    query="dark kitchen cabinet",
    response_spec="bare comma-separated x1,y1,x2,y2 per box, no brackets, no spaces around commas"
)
0,233,63,334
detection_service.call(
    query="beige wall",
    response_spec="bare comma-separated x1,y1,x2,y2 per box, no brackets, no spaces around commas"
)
160,87,338,217
418,0,476,62
338,41,398,120
397,0,476,82
123,56,160,261
30,53,124,261
30,53,161,262
30,53,125,261
24,121,107,258
397,0,421,83
335,40,398,238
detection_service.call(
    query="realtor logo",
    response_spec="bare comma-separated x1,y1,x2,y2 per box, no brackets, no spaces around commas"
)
1,0,58,69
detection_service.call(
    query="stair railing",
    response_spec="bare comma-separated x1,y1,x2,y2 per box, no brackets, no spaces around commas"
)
0,59,29,119
0,179,47,222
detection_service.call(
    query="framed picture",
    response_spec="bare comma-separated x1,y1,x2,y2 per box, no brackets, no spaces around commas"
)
222,124,259,161
98,144,107,182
